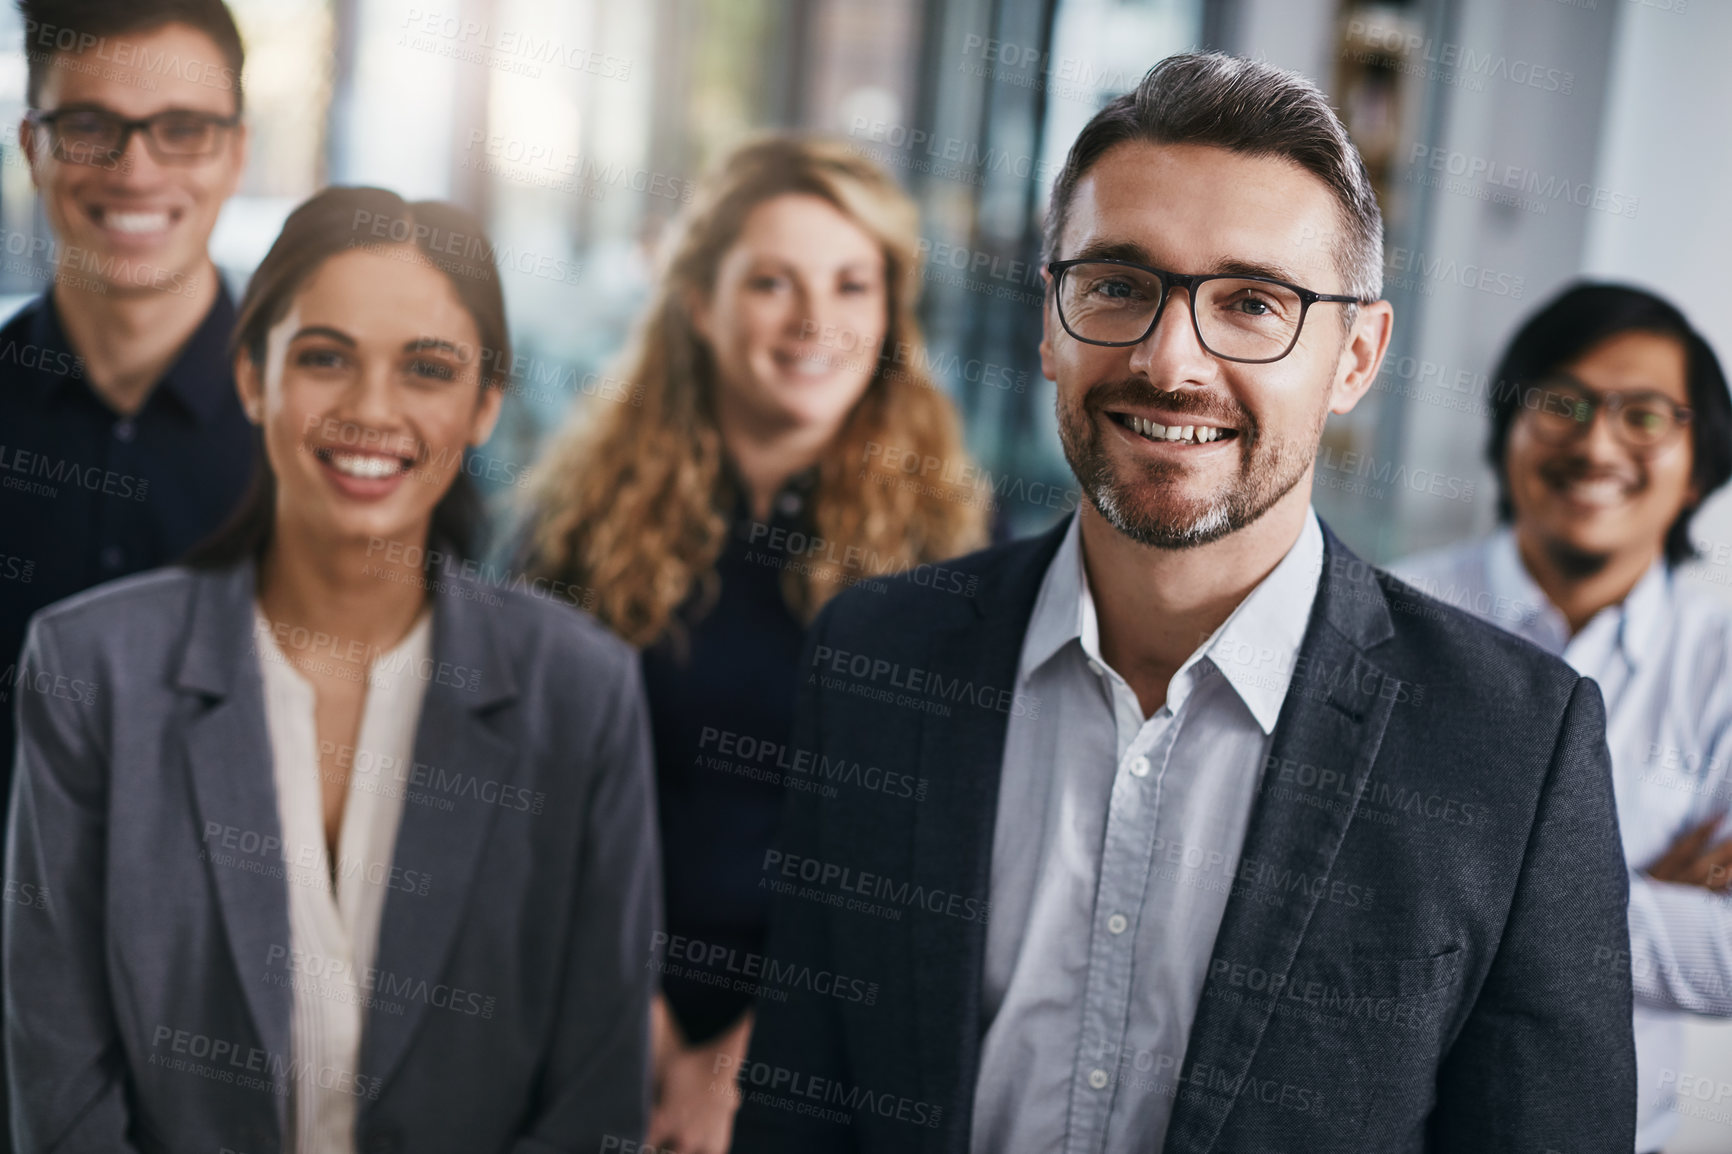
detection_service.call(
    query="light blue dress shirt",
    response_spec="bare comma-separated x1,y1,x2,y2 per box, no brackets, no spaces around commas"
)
970,509,1324,1154
1395,530,1732,1154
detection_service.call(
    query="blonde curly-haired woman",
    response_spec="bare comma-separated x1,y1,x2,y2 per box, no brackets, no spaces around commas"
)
523,136,990,1152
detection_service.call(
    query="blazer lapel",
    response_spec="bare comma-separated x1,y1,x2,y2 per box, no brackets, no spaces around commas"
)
911,517,1070,1152
358,569,518,1093
1163,527,1399,1154
175,559,295,1119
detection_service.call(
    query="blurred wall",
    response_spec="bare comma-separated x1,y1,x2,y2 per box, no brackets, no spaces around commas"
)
1582,0,1732,608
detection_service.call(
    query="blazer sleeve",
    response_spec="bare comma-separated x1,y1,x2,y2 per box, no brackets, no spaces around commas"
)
509,655,660,1153
5,616,144,1153
1428,675,1637,1153
730,604,856,1154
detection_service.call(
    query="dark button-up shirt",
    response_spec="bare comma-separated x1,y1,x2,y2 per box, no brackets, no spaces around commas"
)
0,284,254,783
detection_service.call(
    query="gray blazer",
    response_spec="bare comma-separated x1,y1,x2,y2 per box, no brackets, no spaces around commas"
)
5,557,659,1154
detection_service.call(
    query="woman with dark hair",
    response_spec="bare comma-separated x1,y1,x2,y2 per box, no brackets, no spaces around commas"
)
1395,281,1732,1154
5,187,658,1153
520,136,990,1151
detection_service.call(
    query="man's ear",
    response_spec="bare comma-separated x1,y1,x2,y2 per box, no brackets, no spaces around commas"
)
220,121,250,201
19,117,42,189
1038,267,1058,382
1329,299,1394,416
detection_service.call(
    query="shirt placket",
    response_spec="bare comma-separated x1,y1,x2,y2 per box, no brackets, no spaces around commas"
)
1066,668,1178,1154
93,406,145,581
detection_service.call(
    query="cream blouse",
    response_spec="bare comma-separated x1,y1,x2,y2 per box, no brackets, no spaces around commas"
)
253,605,433,1154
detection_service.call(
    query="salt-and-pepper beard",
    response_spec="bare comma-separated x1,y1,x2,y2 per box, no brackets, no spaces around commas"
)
1056,378,1324,549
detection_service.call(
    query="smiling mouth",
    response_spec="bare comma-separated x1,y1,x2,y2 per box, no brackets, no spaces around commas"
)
314,448,415,478
773,349,857,378
90,206,182,236
1109,411,1237,445
1548,473,1636,506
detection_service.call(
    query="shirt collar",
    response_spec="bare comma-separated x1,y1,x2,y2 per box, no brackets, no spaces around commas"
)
1484,526,1670,668
721,453,820,528
1019,507,1326,735
1483,528,1570,652
159,278,238,423
1615,556,1671,669
253,601,435,701
26,279,237,423
1019,512,1088,678
1202,509,1325,733
23,293,75,403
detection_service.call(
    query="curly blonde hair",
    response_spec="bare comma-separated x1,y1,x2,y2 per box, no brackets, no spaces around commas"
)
524,135,989,647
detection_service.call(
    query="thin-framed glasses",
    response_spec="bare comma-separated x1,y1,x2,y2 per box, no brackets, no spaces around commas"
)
1523,374,1694,452
24,106,240,166
1047,258,1369,364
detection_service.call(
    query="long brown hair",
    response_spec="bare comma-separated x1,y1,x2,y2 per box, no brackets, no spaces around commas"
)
524,136,989,647
185,186,511,568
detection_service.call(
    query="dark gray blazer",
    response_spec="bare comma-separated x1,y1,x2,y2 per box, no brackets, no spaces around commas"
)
734,516,1636,1153
5,558,659,1154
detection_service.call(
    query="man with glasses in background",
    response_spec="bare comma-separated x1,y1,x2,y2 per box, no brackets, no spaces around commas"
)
0,0,249,784
1396,283,1732,1154
737,52,1635,1153
0,4,247,1142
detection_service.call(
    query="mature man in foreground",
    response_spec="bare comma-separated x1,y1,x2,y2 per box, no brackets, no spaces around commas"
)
733,51,1635,1154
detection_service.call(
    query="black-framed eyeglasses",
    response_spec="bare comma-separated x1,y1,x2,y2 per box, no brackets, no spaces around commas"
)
1047,258,1369,364
24,106,240,166
1522,373,1694,452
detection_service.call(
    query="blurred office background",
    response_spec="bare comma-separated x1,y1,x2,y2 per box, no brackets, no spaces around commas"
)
2,0,1728,566
0,0,1725,1141
4,0,1726,572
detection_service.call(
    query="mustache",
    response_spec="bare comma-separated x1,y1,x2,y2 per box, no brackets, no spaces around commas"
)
1085,379,1250,428
1536,455,1643,489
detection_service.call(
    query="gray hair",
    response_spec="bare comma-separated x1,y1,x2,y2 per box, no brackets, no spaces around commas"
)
1043,51,1383,303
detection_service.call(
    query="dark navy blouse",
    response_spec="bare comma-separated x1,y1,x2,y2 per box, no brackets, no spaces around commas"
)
642,465,819,1044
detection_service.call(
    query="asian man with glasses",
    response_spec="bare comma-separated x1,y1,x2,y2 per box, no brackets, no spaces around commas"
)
736,53,1636,1154
1395,282,1732,1154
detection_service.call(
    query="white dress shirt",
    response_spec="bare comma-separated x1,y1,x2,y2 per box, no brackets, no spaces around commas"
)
970,508,1324,1154
254,606,433,1154
1394,530,1732,1154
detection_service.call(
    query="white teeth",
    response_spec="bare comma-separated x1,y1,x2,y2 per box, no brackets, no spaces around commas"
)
327,453,402,479
1124,415,1228,444
104,210,170,234
1565,478,1626,505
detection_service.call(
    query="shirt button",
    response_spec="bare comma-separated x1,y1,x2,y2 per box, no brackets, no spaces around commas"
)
1088,1067,1109,1090
1107,913,1128,935
1129,755,1151,778
1087,659,1104,677
775,490,803,517
99,546,124,571
113,419,136,442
